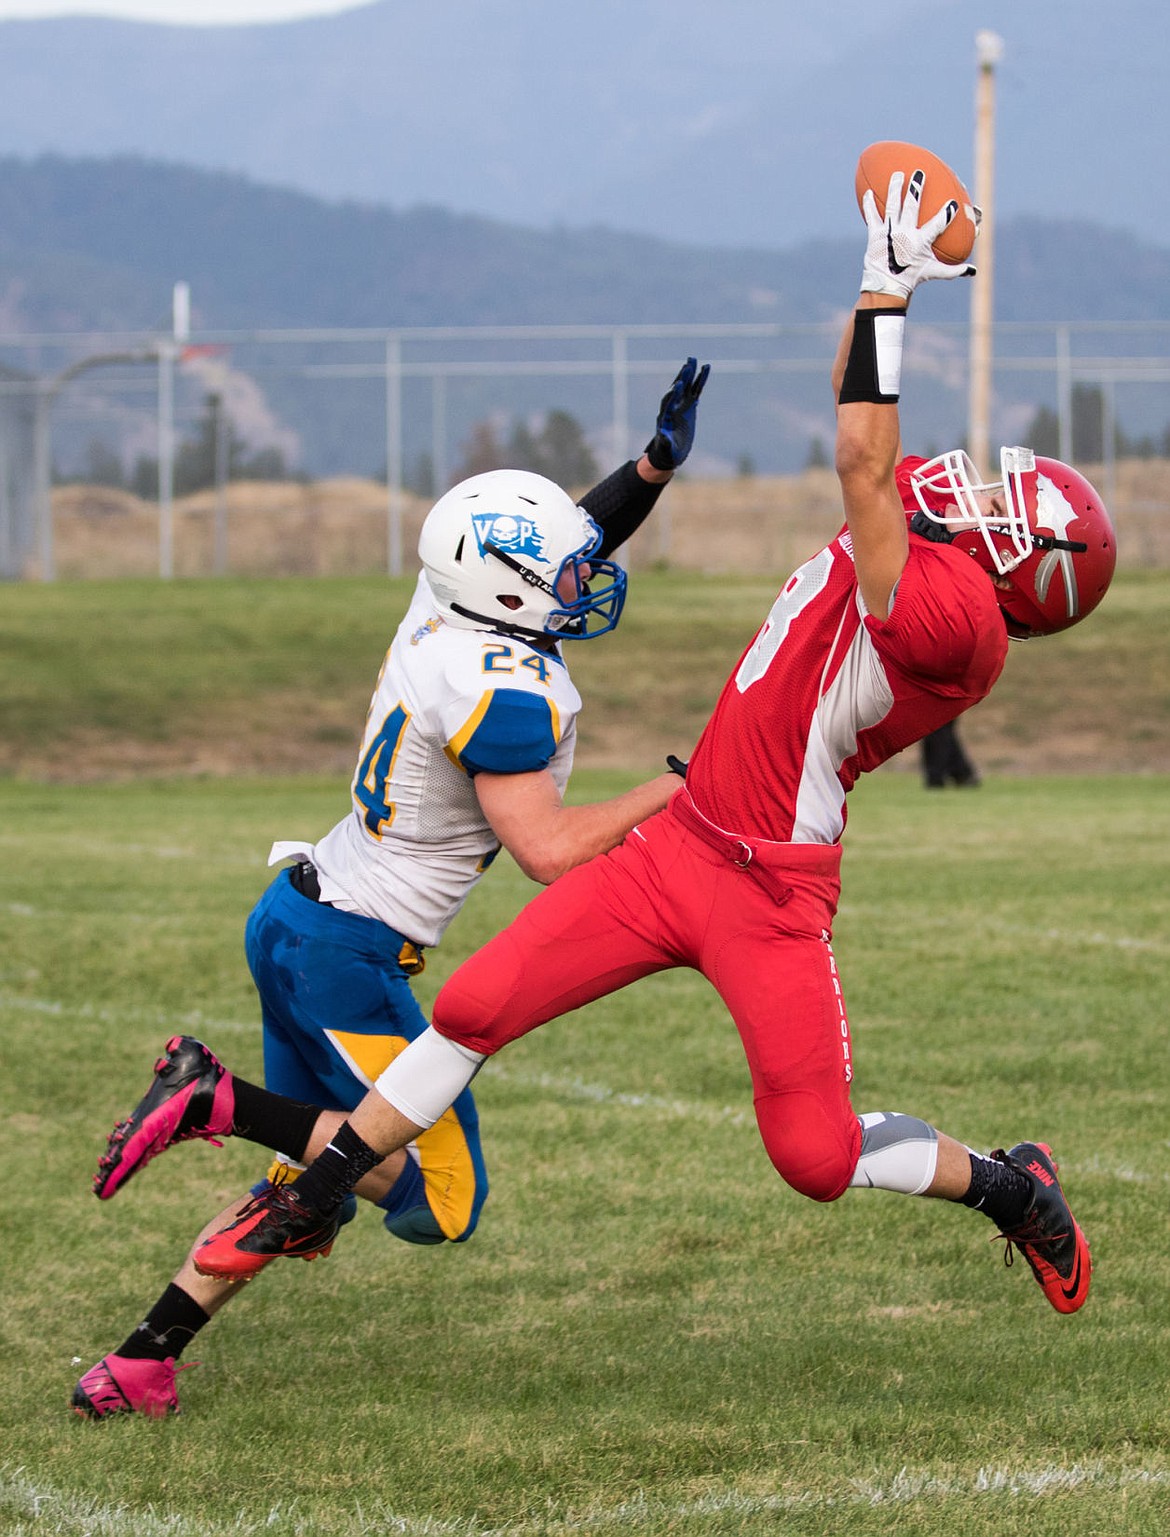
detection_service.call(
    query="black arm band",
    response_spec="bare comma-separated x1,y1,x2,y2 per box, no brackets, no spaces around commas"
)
579,459,665,558
837,306,907,405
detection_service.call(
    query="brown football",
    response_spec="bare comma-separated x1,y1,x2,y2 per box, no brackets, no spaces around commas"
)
854,140,978,264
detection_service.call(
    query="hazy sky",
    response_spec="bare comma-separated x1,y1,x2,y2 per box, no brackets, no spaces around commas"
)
0,0,372,21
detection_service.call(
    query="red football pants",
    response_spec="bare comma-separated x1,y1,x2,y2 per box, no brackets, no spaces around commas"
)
433,792,862,1202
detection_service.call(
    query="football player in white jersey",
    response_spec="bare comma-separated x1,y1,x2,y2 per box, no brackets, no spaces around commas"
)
72,359,709,1420
191,171,1114,1330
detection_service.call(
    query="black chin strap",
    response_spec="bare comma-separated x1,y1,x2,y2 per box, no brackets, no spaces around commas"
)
909,511,956,544
1029,533,1088,553
449,601,548,645
911,512,1087,557
483,541,557,598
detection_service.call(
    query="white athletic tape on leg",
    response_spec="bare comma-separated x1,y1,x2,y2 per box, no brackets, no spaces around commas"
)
374,1026,484,1129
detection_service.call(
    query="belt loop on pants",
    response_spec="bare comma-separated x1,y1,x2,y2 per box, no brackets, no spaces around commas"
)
673,792,802,907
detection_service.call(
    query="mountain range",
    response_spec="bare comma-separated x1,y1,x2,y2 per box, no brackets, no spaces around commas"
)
0,0,1166,252
3,152,1170,479
1,0,1168,476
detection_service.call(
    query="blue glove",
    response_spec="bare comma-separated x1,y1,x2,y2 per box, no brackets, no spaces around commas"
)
644,357,710,472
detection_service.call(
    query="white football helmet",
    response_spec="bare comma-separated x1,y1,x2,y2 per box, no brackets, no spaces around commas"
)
418,469,627,642
910,447,1116,637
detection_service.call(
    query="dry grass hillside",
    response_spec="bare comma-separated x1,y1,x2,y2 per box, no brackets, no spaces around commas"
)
41,458,1170,583
12,463,1166,783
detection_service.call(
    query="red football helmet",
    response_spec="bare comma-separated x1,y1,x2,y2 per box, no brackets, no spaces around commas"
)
910,448,1117,637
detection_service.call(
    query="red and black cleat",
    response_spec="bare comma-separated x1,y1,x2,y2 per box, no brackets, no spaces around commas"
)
993,1141,1091,1314
193,1182,342,1282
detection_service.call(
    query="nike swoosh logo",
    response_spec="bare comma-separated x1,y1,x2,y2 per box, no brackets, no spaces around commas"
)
886,230,909,274
1061,1248,1084,1301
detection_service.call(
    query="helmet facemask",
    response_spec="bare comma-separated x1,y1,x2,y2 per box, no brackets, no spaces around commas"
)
479,524,627,640
910,448,1114,638
911,447,1039,575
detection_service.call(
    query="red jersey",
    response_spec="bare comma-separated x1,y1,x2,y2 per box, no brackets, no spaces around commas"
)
686,463,1008,844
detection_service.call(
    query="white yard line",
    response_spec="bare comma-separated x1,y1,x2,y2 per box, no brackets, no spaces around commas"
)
484,1065,754,1129
0,837,267,869
0,991,256,1037
3,1461,1169,1535
4,891,1166,955
1,902,205,927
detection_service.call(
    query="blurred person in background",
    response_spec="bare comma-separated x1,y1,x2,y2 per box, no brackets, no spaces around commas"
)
920,718,980,787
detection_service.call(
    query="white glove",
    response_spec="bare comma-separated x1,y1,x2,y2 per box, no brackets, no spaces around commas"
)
860,169,975,299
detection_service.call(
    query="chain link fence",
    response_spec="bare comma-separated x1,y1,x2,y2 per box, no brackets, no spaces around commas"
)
3,320,1169,579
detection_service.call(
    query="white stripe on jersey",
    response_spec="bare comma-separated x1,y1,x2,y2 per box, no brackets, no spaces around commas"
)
791,612,895,843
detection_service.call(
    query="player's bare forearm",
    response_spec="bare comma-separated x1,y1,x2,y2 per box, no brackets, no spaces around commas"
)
476,768,679,885
835,401,907,620
535,772,678,882
635,453,673,486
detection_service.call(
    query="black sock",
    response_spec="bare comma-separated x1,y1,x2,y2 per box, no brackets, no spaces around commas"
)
115,1284,211,1363
960,1152,1033,1230
291,1121,384,1215
230,1079,320,1163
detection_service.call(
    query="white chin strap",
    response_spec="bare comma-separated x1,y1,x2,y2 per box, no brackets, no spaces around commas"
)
911,446,1036,575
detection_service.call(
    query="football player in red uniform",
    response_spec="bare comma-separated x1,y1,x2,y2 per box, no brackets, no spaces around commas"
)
193,169,1115,1320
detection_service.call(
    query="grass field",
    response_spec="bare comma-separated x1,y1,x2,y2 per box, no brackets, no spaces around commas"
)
3,772,1169,1535
1,569,1168,779
1,574,1169,1535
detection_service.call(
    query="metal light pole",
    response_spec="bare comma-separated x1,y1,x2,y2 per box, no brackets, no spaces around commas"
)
968,29,1003,473
157,338,176,578
431,372,447,496
33,377,53,581
210,390,230,575
385,332,404,577
610,331,629,466
157,280,190,580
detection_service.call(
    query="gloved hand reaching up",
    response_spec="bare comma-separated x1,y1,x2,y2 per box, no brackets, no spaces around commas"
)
645,356,711,472
860,169,976,300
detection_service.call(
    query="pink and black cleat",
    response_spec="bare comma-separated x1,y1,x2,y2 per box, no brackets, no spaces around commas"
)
93,1036,235,1200
71,1352,188,1419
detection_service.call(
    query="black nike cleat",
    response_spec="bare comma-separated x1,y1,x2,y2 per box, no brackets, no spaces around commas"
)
993,1141,1091,1314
